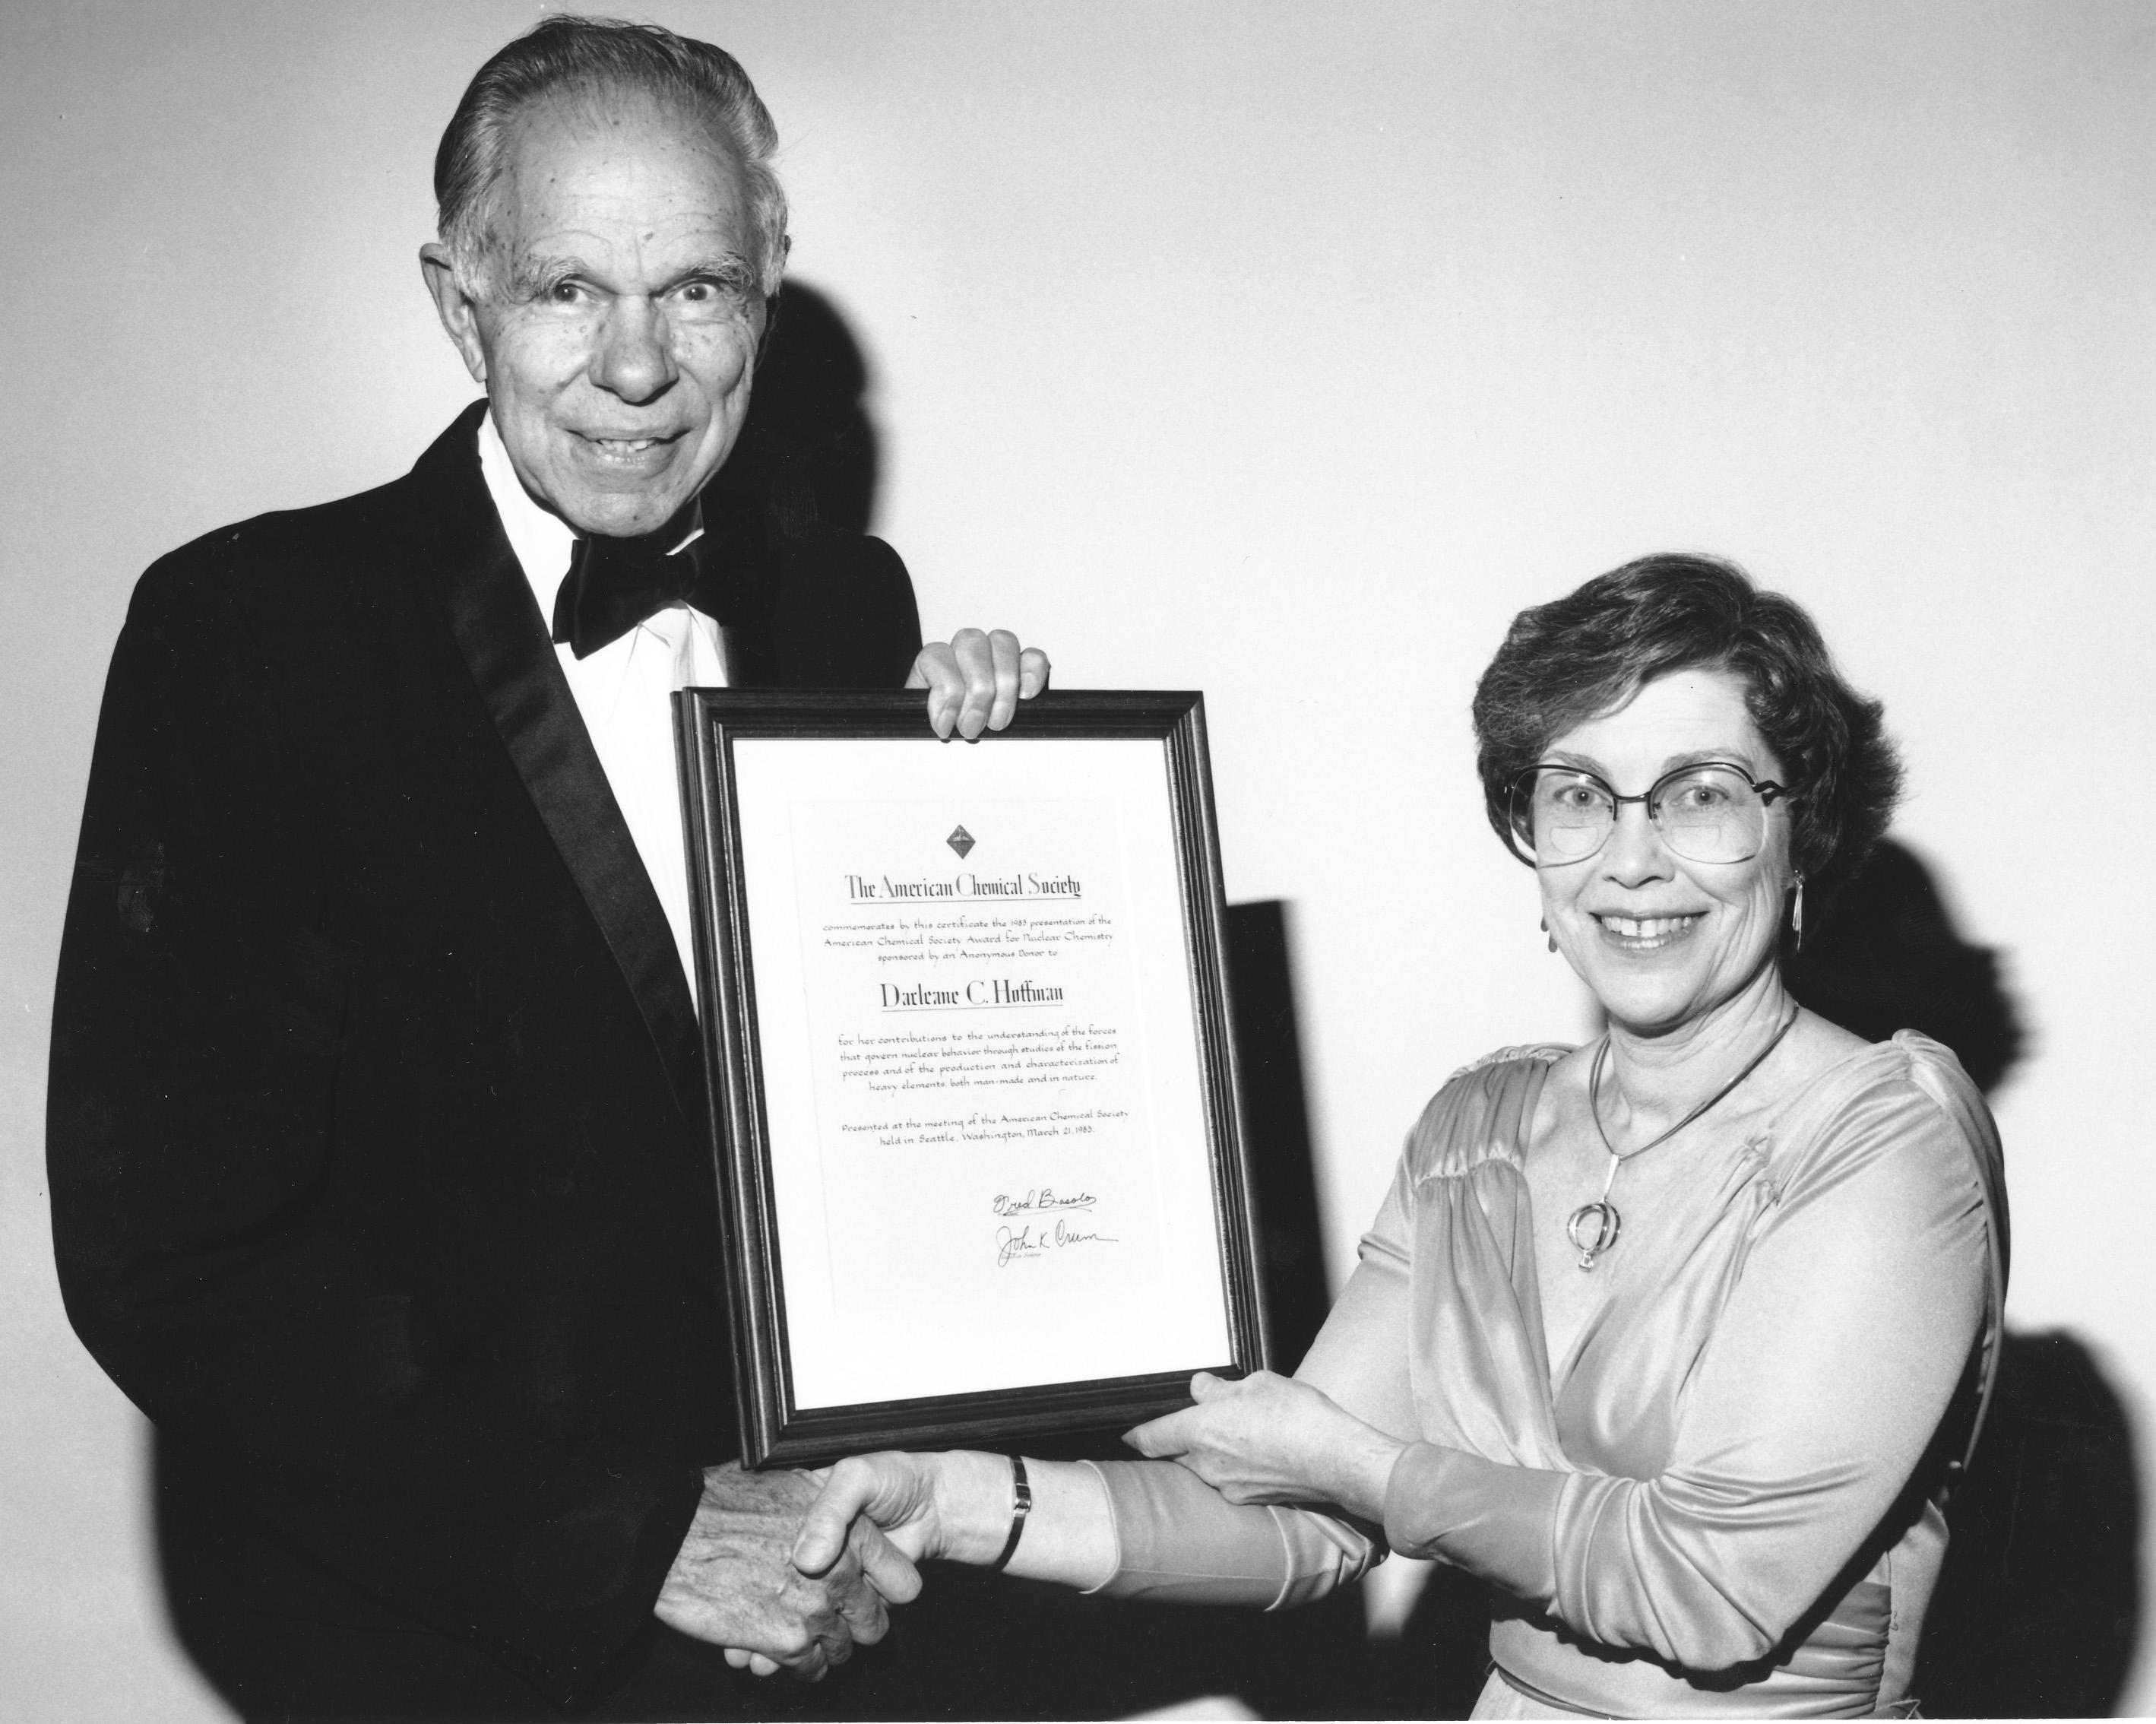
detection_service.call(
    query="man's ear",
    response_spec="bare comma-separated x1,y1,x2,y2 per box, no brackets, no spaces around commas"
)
419,242,489,386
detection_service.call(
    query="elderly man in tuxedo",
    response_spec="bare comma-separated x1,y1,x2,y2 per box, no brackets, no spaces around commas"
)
48,17,1044,1719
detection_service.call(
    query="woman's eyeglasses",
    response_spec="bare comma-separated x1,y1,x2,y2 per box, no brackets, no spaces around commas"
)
1505,762,1793,867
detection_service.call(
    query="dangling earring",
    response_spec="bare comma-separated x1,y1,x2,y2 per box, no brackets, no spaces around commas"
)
1540,916,1556,953
1790,874,1806,953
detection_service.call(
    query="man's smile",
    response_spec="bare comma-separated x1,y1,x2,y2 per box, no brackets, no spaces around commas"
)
567,427,691,471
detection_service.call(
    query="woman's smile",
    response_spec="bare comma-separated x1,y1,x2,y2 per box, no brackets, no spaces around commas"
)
1591,911,1704,952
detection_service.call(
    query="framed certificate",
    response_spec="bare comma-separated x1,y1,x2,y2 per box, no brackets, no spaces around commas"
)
675,689,1267,1468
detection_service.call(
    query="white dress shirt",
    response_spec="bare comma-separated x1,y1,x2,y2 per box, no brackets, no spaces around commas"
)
478,412,727,1003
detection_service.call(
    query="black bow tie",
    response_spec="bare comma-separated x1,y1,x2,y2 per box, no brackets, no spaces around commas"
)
551,505,743,660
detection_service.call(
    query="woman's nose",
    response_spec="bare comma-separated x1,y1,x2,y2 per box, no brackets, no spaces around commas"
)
1600,803,1673,883
590,296,678,403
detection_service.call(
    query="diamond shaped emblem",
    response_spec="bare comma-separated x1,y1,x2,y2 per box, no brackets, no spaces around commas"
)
945,825,976,859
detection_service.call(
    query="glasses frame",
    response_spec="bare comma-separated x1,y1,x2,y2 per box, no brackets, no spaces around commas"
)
1503,759,1794,869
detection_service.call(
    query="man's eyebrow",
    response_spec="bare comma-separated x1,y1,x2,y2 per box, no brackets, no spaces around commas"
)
502,251,587,296
662,255,758,288
504,252,756,296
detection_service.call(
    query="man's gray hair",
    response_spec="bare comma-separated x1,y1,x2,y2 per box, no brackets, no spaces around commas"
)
434,14,788,297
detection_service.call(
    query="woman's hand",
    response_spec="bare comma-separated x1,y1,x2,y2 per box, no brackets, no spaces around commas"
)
1124,1370,1407,1519
792,1449,1015,1579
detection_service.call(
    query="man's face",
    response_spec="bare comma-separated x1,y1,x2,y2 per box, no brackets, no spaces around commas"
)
425,92,769,538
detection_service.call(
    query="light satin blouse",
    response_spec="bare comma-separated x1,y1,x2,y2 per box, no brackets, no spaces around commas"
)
1084,1032,2007,1719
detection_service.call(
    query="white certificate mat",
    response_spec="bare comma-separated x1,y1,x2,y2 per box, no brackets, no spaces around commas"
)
677,691,1262,1466
735,738,1230,1406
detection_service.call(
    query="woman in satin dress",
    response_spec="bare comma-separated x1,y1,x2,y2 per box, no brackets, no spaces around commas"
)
790,553,2009,1719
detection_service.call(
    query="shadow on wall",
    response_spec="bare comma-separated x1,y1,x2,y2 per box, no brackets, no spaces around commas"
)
1786,839,2140,1718
1918,1329,2142,1716
740,278,881,537
1784,838,2024,1093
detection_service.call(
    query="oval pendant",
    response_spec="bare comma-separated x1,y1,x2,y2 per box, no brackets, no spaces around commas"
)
1566,1200,1621,1270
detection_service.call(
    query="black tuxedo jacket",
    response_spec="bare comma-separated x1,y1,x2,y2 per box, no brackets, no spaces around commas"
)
48,404,922,1714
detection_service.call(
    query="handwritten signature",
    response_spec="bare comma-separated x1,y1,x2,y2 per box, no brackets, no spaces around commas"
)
992,1187,1097,1215
996,1218,1120,1267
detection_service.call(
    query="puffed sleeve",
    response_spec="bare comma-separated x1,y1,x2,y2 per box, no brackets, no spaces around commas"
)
1381,1054,1996,1672
1079,1461,1379,1607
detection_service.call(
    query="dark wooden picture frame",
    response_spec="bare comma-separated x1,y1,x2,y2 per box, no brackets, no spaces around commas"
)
674,689,1267,1469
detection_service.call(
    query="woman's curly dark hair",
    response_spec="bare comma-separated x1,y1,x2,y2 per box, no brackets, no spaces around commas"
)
1471,553,1901,907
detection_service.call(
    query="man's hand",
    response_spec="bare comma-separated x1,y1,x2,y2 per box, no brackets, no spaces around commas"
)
1122,1371,1405,1519
907,628,1051,740
654,1463,921,1681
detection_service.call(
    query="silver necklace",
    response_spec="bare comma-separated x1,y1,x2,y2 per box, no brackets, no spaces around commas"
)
1565,1006,1800,1271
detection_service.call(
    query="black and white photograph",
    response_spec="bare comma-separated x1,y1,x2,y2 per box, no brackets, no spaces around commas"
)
2,3,2148,1719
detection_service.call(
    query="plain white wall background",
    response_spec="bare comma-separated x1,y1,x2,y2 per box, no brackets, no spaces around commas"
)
3,2,2150,1716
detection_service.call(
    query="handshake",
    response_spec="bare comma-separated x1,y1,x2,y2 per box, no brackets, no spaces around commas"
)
649,1371,1400,1679
650,1448,1064,1681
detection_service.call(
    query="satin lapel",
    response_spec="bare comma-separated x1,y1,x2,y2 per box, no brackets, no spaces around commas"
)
416,404,702,1120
